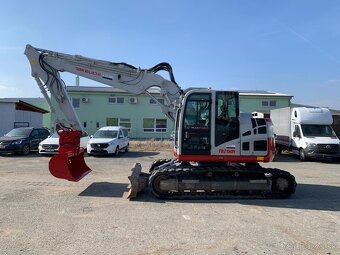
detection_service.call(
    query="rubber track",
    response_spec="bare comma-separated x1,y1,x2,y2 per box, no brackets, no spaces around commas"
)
149,159,173,172
149,162,297,199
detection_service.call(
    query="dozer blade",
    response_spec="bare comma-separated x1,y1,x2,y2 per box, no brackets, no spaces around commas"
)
127,163,150,199
49,149,91,182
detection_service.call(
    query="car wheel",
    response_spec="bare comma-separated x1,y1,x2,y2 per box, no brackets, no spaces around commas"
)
125,144,129,153
22,144,30,155
114,146,119,156
299,148,306,161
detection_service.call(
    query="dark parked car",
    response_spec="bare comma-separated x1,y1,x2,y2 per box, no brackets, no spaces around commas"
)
0,127,50,155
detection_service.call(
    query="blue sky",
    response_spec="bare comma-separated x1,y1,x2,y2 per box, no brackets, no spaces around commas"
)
1,0,340,109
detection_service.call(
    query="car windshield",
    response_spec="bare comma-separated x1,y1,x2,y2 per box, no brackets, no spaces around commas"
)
50,132,60,138
5,128,32,137
301,124,336,138
93,130,118,138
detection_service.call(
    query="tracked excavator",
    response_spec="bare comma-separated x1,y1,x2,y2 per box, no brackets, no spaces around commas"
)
24,44,296,199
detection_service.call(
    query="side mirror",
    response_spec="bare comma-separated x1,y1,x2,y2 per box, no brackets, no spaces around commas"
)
119,135,123,139
90,135,93,138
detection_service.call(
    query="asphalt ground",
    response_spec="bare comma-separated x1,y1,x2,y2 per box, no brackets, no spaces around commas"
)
0,151,339,255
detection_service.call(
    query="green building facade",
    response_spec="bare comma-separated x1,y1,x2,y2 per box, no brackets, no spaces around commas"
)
64,86,173,139
24,87,293,139
239,90,293,117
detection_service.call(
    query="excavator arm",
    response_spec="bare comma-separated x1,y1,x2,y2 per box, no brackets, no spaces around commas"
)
24,44,182,126
24,44,182,183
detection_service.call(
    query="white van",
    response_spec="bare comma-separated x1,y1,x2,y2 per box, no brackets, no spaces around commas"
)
271,107,340,161
87,126,129,156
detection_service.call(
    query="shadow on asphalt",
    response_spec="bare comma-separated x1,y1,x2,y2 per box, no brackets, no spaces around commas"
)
0,151,160,159
272,154,300,163
79,182,340,212
85,151,160,158
79,182,129,198
233,183,340,212
0,151,40,158
273,154,340,164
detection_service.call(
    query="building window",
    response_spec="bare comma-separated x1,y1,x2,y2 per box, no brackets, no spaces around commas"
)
106,118,131,131
96,122,100,128
14,122,29,128
83,122,87,128
262,100,277,107
156,119,167,132
143,119,154,132
72,98,80,108
106,117,118,126
119,118,131,131
108,97,125,104
149,98,165,105
143,118,167,132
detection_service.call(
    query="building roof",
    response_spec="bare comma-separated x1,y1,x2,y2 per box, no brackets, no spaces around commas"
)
0,98,49,114
239,90,292,98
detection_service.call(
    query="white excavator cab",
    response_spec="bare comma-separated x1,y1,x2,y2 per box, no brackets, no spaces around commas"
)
173,90,275,163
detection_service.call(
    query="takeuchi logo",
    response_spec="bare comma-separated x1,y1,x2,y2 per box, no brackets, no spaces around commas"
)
76,67,101,76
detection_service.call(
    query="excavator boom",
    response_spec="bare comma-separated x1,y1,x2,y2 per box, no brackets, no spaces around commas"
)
24,44,182,182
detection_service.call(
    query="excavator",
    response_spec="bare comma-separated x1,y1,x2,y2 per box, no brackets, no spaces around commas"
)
24,44,296,199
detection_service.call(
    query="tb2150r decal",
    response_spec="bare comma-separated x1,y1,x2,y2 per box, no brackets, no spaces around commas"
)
219,149,236,154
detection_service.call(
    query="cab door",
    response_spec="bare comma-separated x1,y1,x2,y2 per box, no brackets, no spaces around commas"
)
213,91,240,155
181,92,211,155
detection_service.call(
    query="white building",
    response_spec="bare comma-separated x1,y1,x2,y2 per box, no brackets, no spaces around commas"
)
0,99,49,136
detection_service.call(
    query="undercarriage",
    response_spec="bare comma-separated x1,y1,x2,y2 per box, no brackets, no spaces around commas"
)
127,159,296,199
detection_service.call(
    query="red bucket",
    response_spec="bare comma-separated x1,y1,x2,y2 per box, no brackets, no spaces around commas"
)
48,130,91,182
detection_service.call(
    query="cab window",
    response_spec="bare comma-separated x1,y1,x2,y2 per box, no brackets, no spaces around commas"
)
215,91,240,146
119,130,124,138
182,93,211,155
